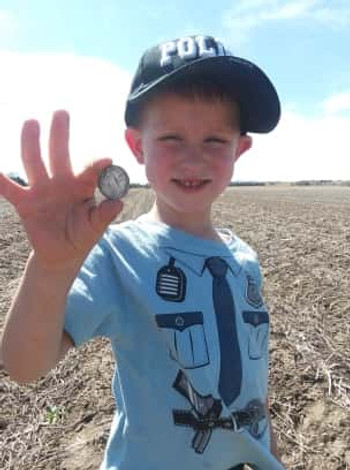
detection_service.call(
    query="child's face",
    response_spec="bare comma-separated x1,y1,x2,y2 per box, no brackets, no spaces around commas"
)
125,93,252,223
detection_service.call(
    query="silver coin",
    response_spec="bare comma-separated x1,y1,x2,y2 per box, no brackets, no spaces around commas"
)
97,165,130,199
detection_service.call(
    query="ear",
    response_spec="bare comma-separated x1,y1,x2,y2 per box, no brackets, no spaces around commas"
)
125,128,144,164
234,135,253,163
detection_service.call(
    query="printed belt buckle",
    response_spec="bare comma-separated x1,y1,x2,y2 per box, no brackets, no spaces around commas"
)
230,413,244,433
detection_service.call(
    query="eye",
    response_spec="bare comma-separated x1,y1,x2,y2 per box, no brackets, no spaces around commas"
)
204,136,228,145
158,134,182,142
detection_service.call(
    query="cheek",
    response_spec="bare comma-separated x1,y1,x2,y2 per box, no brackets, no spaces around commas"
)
213,154,235,175
144,150,171,185
212,157,236,188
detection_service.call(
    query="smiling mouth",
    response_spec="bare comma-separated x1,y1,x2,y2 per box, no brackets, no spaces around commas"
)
172,178,210,189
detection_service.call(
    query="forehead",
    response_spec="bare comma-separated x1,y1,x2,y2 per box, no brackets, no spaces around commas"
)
142,93,240,129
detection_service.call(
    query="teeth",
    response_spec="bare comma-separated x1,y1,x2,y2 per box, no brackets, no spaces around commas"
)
181,180,203,187
173,178,208,188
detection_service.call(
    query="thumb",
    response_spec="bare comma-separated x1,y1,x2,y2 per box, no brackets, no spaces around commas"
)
90,199,124,233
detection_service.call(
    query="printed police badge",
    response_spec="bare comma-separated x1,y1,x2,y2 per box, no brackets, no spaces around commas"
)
245,275,263,308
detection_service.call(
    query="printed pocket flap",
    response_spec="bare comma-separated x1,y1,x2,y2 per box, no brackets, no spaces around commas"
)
155,312,203,332
243,310,269,327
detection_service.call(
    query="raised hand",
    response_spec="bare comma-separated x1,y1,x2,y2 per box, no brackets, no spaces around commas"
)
0,110,123,271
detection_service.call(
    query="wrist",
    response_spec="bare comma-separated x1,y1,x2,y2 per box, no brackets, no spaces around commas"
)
26,251,82,292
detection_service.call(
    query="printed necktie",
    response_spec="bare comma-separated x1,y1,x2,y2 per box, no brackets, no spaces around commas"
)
206,257,242,406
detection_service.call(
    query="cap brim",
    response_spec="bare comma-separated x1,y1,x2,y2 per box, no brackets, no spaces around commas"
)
125,55,281,133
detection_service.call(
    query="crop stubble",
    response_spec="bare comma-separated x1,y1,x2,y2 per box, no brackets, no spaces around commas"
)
0,185,349,469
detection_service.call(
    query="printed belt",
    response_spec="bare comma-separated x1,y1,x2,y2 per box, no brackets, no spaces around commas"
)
172,370,267,454
174,399,266,433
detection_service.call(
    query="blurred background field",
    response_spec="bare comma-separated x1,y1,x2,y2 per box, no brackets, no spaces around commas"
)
1,185,349,469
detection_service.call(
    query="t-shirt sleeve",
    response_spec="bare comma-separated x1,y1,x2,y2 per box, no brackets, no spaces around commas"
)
64,237,123,347
232,235,264,287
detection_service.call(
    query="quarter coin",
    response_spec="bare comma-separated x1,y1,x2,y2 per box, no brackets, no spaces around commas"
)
97,165,130,199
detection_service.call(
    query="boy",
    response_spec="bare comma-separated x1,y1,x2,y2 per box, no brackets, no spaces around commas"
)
0,35,284,469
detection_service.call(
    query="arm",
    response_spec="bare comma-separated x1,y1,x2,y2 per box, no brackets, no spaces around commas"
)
0,110,123,384
1,253,77,383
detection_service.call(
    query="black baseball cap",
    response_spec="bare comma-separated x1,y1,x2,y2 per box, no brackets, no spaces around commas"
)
124,35,281,134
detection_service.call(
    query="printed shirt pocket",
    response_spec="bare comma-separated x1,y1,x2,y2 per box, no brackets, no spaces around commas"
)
155,312,209,369
243,311,269,360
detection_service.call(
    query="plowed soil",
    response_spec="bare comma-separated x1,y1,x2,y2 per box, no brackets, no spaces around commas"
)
1,185,349,469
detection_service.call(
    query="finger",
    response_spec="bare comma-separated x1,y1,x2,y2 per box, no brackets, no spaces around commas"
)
77,158,113,184
49,110,72,176
0,172,26,206
89,199,123,233
21,119,49,186
75,158,113,197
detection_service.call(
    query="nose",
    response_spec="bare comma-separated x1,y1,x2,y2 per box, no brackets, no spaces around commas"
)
179,144,206,171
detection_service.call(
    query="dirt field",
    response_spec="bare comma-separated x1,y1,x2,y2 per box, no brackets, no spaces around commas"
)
1,185,349,469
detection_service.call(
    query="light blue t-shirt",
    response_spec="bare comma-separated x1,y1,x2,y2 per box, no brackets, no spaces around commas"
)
64,216,284,470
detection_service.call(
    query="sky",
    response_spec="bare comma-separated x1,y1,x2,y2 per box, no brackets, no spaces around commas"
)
0,0,349,183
